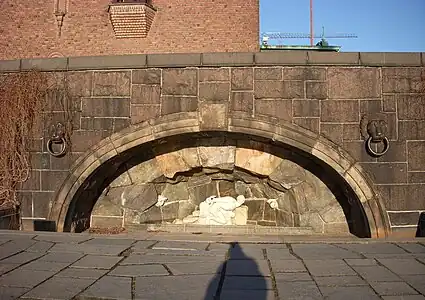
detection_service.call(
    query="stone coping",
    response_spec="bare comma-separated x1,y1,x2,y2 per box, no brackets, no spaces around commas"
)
0,52,423,72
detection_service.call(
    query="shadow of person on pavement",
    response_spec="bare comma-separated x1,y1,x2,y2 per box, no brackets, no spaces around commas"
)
204,242,268,300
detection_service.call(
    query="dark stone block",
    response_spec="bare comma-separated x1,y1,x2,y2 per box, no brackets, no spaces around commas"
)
388,211,420,226
114,118,131,132
245,199,264,221
20,171,41,190
138,206,162,224
321,124,343,144
293,118,319,133
360,163,407,184
282,81,304,99
161,202,180,222
293,100,319,117
321,100,359,122
254,67,282,80
131,85,161,104
41,171,69,191
255,99,292,121
407,141,425,171
199,68,229,82
93,71,131,96
81,118,114,131
188,176,217,205
306,81,327,99
33,220,57,232
257,220,276,226
218,181,236,197
132,69,161,85
30,153,50,170
162,69,198,96
282,67,326,80
130,105,160,124
276,210,294,226
33,192,54,218
398,121,425,141
263,204,276,222
231,92,253,113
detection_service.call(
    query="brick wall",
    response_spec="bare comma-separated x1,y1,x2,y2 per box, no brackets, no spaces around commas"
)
1,51,424,236
0,0,259,60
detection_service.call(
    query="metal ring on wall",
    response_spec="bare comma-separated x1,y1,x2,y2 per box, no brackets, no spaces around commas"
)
366,136,390,157
47,137,67,157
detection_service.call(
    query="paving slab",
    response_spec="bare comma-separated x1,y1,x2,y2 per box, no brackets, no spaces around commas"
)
165,261,223,275
377,258,425,275
269,259,307,273
135,275,219,300
370,281,419,296
78,275,132,300
0,286,29,300
153,241,209,251
21,276,96,299
121,253,225,264
344,258,378,266
132,240,157,250
0,269,56,288
0,263,19,275
229,246,265,260
18,260,70,272
71,255,123,269
291,243,361,259
274,272,313,282
49,243,128,255
226,259,271,276
0,251,44,265
304,259,357,276
352,265,401,282
313,275,368,286
56,267,108,279
400,275,425,294
143,248,221,257
109,264,169,276
397,243,425,253
34,234,91,244
220,290,276,300
319,286,380,299
81,237,136,246
265,248,297,260
0,239,37,259
25,241,55,252
276,280,322,299
382,296,425,300
38,252,84,263
337,243,407,254
223,276,273,290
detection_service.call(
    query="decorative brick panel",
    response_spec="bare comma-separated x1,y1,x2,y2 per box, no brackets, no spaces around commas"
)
109,3,156,38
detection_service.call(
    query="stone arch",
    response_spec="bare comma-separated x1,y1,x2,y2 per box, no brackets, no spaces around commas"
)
48,113,390,238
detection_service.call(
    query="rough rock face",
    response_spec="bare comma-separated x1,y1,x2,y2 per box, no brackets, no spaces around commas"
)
91,141,349,234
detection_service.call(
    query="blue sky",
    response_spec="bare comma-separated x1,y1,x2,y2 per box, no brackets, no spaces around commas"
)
260,0,425,52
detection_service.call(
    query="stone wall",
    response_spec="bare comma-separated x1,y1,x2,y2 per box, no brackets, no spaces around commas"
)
0,51,424,236
0,0,259,60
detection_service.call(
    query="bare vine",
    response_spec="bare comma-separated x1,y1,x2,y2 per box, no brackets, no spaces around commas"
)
0,71,47,209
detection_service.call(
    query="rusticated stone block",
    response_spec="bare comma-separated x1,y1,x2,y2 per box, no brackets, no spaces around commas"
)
360,99,381,116
293,100,319,117
114,118,131,132
131,105,160,124
30,153,50,170
81,118,114,131
254,99,292,121
342,141,376,162
376,141,406,162
41,170,69,191
231,92,253,113
254,67,282,80
293,118,319,133
321,100,359,122
231,68,253,90
376,184,425,210
199,68,229,82
160,96,198,115
282,67,326,81
20,171,40,190
199,82,230,102
131,85,160,104
33,192,54,218
360,163,407,184
382,94,396,112
398,121,425,140
93,71,131,96
254,81,284,98
306,81,327,99
132,69,161,85
283,81,304,99
49,152,82,171
388,211,420,226
328,68,380,99
199,103,228,130
343,124,362,141
320,124,343,144
82,98,130,117
407,141,425,171
397,95,425,120
382,67,424,93
162,69,197,96
70,130,106,152
408,172,425,183
67,72,93,97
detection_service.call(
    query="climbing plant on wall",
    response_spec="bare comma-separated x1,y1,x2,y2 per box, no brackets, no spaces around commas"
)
0,71,47,210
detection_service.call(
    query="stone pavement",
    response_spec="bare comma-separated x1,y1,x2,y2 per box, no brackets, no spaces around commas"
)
0,230,425,300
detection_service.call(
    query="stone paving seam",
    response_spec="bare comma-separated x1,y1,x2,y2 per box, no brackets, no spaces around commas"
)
392,242,412,254
331,243,368,259
131,277,136,300
285,243,324,299
0,251,48,277
344,254,398,298
264,248,280,300
415,257,425,267
161,263,174,276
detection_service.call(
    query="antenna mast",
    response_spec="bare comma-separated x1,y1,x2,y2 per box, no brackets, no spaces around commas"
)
310,0,313,46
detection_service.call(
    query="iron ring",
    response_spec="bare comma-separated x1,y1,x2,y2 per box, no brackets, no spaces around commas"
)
47,137,67,157
366,136,390,157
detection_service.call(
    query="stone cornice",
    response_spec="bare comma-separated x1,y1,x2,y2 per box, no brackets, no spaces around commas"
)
0,52,424,72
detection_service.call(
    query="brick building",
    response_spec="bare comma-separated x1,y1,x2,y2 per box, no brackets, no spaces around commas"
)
0,0,259,60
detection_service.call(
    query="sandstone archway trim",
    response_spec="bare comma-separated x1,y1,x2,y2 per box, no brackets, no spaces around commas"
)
49,112,390,238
